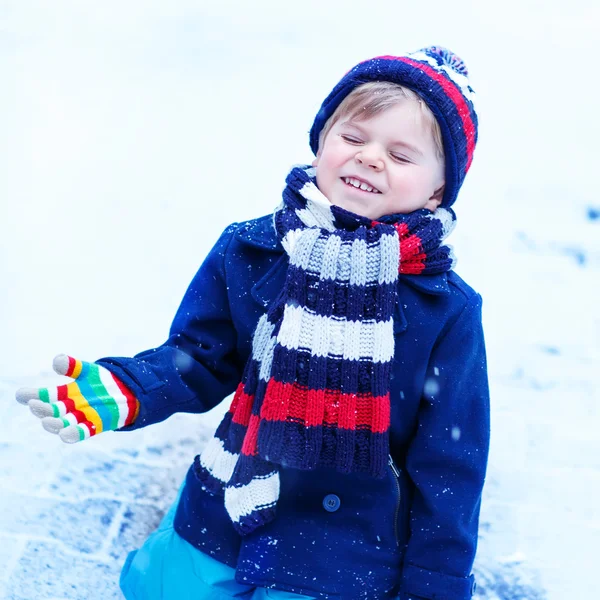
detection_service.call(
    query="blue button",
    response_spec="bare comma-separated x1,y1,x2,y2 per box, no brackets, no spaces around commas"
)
323,494,341,512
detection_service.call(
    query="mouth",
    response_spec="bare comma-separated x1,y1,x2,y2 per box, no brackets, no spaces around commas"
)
341,176,382,194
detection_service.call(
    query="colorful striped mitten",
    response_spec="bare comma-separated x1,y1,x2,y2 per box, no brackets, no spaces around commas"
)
16,354,139,443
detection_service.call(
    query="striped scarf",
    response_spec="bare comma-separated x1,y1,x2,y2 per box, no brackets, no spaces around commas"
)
196,165,456,535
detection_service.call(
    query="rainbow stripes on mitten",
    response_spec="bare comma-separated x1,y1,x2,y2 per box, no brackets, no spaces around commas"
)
16,354,139,443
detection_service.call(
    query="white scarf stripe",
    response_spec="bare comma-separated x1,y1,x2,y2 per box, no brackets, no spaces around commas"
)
349,238,368,287
378,231,401,284
434,208,457,238
296,195,336,231
287,228,322,271
319,234,343,280
291,233,399,285
258,334,277,382
251,315,276,362
200,436,239,484
277,304,395,362
225,472,280,523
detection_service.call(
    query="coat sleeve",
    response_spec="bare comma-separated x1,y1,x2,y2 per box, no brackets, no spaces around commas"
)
399,293,490,600
95,223,243,431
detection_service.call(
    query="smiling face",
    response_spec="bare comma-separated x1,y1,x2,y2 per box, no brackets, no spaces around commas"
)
312,99,445,219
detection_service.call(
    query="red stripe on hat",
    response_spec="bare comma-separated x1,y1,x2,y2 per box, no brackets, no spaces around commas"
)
260,380,390,433
398,57,476,172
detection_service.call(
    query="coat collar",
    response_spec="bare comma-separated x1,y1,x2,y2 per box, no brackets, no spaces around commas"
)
235,215,282,252
237,215,451,298
399,273,450,296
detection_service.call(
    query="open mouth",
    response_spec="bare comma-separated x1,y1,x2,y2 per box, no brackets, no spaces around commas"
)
342,177,382,194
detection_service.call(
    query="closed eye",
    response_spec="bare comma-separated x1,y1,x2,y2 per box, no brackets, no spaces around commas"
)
390,153,411,164
340,134,363,145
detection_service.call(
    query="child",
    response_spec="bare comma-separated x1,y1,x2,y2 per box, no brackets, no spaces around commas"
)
16,46,489,600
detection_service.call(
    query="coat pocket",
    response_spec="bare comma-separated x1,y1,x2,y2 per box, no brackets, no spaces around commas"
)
389,454,410,550
388,455,402,547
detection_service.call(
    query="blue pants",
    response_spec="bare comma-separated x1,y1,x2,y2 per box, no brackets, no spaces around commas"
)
120,492,315,600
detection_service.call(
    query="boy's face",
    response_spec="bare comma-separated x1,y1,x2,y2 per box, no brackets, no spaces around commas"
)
312,100,445,219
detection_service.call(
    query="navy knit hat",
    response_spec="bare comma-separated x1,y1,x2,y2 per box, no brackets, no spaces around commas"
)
309,46,478,208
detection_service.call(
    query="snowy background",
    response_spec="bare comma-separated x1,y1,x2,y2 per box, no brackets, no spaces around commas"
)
1,0,599,598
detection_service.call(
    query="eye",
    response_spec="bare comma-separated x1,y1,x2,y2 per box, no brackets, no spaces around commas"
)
340,134,363,145
390,153,411,164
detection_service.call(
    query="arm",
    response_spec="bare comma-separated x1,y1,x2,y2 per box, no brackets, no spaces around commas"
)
399,293,490,600
16,224,243,442
96,223,243,431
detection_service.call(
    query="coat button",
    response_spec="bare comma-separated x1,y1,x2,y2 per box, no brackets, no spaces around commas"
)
323,494,341,512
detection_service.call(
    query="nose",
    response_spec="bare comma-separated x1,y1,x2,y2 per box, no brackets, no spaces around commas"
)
355,145,384,171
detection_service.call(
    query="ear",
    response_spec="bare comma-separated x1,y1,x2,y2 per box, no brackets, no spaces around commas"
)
311,150,321,168
424,183,444,211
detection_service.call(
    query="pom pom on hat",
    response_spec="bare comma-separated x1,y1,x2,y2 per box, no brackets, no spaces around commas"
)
309,46,478,208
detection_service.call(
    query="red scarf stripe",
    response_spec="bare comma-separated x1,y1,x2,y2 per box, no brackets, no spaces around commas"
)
260,378,294,422
399,232,423,255
394,222,410,237
260,380,390,434
228,382,247,415
295,385,326,427
395,228,426,274
400,256,427,274
231,386,255,427
241,414,261,456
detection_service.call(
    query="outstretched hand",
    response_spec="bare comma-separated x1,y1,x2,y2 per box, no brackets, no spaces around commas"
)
16,354,139,443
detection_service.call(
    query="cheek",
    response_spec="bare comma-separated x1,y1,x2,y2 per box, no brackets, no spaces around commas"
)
315,154,338,182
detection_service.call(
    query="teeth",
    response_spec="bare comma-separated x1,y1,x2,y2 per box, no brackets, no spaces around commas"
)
343,177,380,193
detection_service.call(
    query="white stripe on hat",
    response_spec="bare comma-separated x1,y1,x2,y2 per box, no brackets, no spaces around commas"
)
409,51,476,105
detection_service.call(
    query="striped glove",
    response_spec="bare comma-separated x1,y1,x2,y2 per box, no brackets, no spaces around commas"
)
16,354,139,443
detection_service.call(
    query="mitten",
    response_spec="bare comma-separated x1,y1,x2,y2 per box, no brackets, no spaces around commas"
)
16,354,139,443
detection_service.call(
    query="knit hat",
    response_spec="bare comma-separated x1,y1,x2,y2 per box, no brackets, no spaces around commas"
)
309,46,478,209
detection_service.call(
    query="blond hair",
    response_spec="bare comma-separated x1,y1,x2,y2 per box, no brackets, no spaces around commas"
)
317,82,444,161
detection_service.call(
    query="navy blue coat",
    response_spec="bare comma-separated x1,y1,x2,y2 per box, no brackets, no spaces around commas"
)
99,215,490,600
